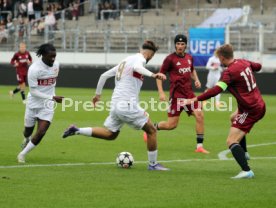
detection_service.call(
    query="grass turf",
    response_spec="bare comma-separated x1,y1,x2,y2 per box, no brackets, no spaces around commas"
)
0,86,275,208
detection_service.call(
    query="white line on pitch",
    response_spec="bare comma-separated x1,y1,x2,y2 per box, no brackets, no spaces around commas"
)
1,157,276,169
218,142,276,160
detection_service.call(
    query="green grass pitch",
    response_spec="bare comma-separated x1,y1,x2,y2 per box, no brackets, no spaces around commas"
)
0,85,276,208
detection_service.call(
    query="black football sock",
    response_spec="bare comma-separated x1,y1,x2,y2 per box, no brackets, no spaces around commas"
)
240,136,247,152
196,134,204,144
229,143,250,171
13,87,20,94
154,122,160,130
20,91,26,100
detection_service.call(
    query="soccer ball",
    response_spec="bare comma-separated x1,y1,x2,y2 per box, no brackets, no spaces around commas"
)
116,152,134,168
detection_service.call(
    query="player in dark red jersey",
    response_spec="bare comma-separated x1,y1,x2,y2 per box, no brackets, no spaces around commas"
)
185,44,266,179
153,34,209,154
9,42,32,104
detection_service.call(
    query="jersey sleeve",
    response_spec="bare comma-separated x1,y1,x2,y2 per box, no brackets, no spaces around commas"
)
249,61,262,72
28,66,38,88
10,53,17,65
95,66,118,95
28,52,33,62
160,56,171,74
219,69,232,85
190,56,195,72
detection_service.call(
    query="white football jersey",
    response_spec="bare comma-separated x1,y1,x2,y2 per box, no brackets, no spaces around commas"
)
27,59,59,108
96,53,148,104
206,56,222,78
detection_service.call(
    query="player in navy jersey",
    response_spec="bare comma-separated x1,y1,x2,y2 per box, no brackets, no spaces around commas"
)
185,44,266,179
9,43,32,104
150,34,209,154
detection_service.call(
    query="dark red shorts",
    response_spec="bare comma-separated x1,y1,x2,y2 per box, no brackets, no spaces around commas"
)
232,105,266,133
16,74,27,84
168,98,202,117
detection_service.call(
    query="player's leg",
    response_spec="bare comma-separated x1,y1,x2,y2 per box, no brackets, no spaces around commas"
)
9,75,21,98
142,119,169,171
230,109,249,159
19,81,26,103
17,119,51,163
156,116,180,130
226,127,254,179
63,111,121,140
21,126,35,149
63,124,120,140
191,108,209,154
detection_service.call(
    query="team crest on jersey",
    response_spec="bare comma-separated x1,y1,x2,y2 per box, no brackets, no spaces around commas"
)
176,61,181,66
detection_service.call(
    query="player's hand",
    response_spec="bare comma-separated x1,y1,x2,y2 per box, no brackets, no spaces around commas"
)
194,80,201,89
53,96,64,103
92,94,101,106
14,62,19,67
159,92,167,101
27,60,31,65
152,73,166,81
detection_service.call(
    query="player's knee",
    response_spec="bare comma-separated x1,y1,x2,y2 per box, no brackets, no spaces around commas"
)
107,131,119,140
195,111,204,122
168,122,178,130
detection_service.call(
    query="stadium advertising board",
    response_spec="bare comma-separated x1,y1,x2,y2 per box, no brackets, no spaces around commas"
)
189,28,225,66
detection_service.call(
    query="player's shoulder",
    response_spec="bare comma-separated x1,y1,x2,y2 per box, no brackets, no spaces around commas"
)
184,53,193,59
53,60,60,68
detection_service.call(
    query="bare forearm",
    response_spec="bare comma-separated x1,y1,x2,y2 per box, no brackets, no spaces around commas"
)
156,79,164,93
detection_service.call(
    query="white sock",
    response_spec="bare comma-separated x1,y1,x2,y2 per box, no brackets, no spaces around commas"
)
20,141,36,156
76,127,93,136
197,143,203,148
148,150,158,166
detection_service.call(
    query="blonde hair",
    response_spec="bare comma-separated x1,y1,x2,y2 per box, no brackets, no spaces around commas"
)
215,44,234,59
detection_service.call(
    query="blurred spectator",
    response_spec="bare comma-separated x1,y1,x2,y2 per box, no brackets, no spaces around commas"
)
1,0,12,23
37,19,44,35
0,21,8,43
27,0,35,22
44,8,56,38
103,1,111,20
18,17,26,37
71,1,79,21
18,0,27,18
89,0,99,13
6,15,15,35
79,0,84,16
33,0,43,20
97,2,103,20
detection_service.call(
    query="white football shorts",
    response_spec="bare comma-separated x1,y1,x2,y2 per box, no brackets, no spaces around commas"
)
104,102,148,132
24,107,55,127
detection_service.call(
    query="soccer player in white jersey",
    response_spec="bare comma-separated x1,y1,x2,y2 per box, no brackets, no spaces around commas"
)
17,43,64,163
63,40,169,171
205,54,223,106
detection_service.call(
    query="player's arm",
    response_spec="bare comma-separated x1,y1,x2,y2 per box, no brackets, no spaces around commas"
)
191,68,201,89
93,66,117,105
133,64,166,80
185,81,226,105
27,52,33,65
249,61,262,72
156,56,171,101
10,54,18,67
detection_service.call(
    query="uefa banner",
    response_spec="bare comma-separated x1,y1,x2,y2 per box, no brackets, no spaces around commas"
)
189,28,225,66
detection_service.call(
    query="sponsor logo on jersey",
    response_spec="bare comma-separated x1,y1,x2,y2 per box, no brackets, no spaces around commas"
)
178,67,191,74
38,77,57,86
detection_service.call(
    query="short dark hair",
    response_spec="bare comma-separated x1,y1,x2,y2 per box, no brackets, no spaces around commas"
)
142,40,159,53
36,43,56,57
215,44,234,59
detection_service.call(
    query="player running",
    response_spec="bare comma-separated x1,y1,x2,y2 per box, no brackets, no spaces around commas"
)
17,43,64,163
62,40,169,171
152,34,209,154
185,44,266,179
9,42,32,104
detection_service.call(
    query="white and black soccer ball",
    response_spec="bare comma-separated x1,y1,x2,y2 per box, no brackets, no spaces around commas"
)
116,152,134,168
